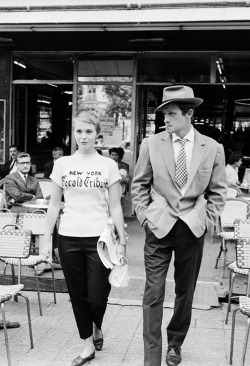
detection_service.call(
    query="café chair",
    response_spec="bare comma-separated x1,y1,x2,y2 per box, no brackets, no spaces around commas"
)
0,208,18,229
38,178,52,200
0,189,7,209
229,235,250,366
0,226,34,366
0,209,19,284
225,218,250,324
1,210,56,316
215,198,250,278
0,284,34,366
242,168,250,192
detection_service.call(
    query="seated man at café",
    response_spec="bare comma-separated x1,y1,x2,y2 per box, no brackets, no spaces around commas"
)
4,151,62,274
44,146,64,178
226,151,242,187
4,152,43,212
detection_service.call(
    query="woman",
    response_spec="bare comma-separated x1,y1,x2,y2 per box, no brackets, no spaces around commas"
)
42,110,127,366
226,151,242,186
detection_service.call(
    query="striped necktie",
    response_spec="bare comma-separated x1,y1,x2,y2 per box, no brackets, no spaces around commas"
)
175,138,188,188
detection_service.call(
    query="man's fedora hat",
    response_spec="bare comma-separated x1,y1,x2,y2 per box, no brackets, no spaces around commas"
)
155,85,203,111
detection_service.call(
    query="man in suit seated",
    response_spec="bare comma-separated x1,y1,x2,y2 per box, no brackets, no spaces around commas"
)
4,152,43,212
1,144,19,178
44,147,64,178
5,151,62,274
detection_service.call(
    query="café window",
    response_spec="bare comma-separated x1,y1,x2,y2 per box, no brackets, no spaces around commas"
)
37,102,52,147
77,57,133,161
0,100,6,163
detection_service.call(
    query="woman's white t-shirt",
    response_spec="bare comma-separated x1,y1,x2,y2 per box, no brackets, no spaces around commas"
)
50,151,121,237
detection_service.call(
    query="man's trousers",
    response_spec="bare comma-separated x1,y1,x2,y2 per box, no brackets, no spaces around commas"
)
143,219,204,366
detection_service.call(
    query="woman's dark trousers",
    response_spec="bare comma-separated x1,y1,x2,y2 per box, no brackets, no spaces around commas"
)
58,235,111,339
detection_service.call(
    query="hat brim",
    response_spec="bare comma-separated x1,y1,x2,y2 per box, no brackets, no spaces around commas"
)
155,97,203,112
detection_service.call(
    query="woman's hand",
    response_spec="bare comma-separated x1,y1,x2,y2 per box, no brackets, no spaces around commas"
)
41,239,53,261
117,244,126,260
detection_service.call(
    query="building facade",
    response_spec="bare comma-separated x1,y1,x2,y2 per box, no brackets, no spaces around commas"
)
1,1,250,214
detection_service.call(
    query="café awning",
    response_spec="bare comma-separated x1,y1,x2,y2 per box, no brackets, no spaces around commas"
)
1,1,250,31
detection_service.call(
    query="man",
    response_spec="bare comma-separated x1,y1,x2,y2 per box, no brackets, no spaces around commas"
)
226,151,242,186
109,147,120,162
4,152,43,211
44,147,64,178
132,85,227,366
1,144,19,178
109,147,129,198
5,152,61,274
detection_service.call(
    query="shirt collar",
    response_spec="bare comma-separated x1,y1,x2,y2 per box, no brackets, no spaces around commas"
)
172,126,194,142
18,171,27,180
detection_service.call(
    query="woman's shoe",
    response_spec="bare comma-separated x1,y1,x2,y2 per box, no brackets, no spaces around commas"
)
93,332,103,351
71,351,95,366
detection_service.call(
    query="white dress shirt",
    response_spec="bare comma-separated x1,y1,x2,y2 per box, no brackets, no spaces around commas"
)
18,171,27,182
226,164,239,186
9,161,18,174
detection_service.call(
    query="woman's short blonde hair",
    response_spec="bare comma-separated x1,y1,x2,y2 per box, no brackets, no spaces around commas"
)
73,110,101,135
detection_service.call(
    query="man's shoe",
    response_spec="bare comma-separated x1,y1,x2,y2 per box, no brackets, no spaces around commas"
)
52,261,62,270
93,330,103,351
166,345,181,366
0,320,20,329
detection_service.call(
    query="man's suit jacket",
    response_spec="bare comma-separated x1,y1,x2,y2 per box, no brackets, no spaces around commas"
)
1,160,15,178
44,160,54,178
132,129,227,244
4,171,43,206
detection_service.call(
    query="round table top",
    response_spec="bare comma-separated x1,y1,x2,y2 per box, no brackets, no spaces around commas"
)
22,200,64,209
22,201,49,209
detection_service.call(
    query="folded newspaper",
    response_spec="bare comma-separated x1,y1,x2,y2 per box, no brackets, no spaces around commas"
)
97,217,128,269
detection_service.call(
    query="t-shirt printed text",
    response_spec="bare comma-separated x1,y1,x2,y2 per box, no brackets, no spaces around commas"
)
62,170,108,189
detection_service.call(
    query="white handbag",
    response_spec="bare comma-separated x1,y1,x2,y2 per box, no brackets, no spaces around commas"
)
109,256,130,287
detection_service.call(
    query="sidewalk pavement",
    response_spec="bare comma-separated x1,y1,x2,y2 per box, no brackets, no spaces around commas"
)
1,217,250,365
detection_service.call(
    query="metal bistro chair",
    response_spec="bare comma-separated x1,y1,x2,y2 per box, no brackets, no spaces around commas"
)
0,188,7,209
0,226,34,366
229,231,250,366
215,198,250,278
0,208,18,229
1,210,56,316
0,209,19,285
226,219,250,324
38,178,52,200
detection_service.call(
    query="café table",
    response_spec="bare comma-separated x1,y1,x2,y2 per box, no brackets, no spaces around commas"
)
21,199,64,210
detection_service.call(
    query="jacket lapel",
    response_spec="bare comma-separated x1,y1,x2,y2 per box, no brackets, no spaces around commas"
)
159,132,176,184
159,129,206,192
185,130,206,190
15,172,27,187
